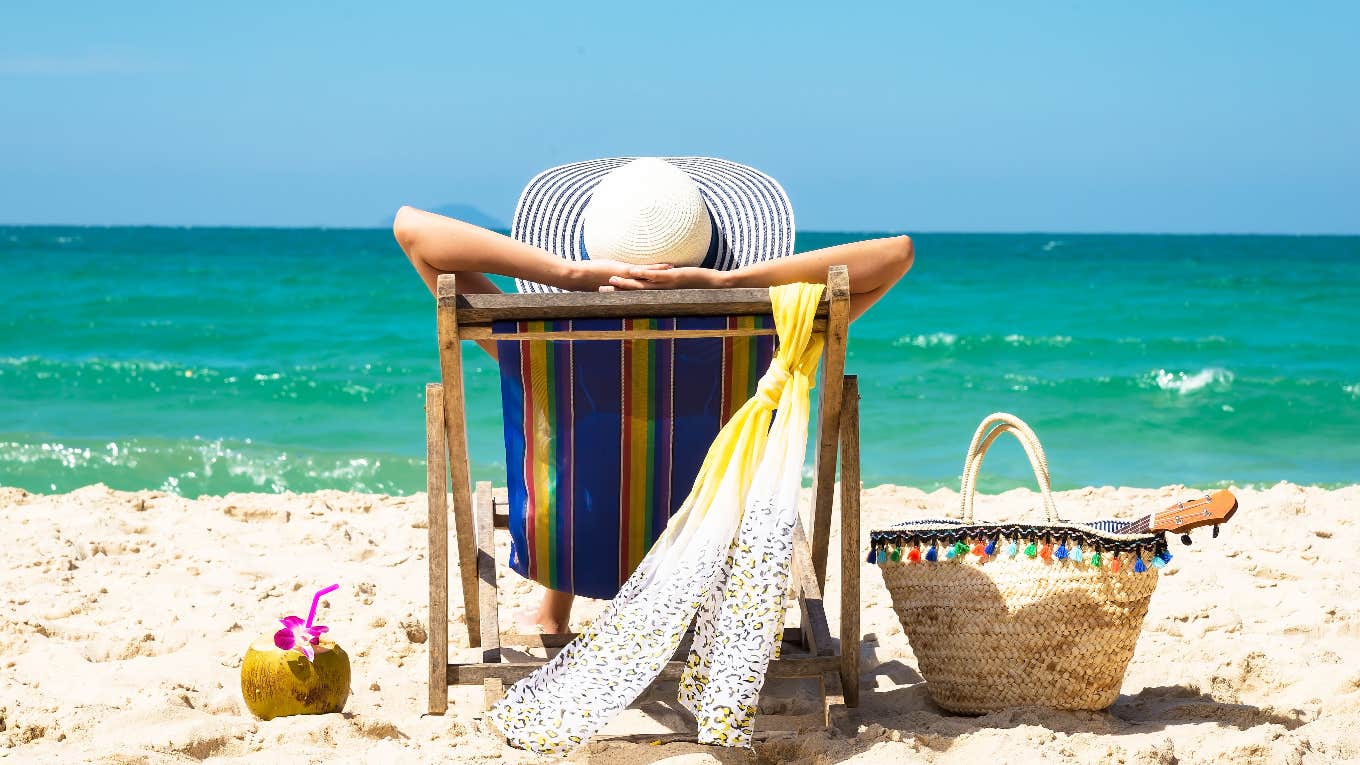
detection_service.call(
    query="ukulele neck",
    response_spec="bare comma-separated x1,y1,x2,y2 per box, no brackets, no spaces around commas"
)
1114,514,1154,534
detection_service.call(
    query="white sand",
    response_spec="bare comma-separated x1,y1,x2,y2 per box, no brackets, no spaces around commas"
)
3,482,1358,763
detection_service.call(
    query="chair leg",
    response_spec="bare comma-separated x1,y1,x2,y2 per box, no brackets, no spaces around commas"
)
809,265,851,589
483,677,505,711
425,383,449,715
822,670,850,731
791,518,834,657
475,481,502,664
838,375,861,708
436,293,482,649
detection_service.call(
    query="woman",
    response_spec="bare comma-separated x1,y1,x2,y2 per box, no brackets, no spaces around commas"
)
393,214,912,323
393,157,913,633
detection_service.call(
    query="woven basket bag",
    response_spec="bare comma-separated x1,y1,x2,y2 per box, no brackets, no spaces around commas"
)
871,413,1171,713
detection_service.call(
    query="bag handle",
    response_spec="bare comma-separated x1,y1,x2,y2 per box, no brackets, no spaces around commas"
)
958,413,1058,524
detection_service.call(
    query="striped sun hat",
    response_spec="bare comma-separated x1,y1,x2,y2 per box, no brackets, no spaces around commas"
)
510,156,796,294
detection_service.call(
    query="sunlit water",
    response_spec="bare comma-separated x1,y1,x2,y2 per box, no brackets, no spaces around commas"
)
2,227,1356,495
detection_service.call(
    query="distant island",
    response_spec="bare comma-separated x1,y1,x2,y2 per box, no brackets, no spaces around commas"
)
385,203,505,230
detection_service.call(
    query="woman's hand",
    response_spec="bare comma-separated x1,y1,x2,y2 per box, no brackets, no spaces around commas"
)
563,260,673,291
599,264,731,291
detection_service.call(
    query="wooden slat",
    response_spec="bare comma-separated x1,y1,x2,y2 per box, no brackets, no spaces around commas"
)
792,518,835,658
838,376,861,708
492,486,510,528
757,710,830,732
483,677,505,710
499,631,579,649
436,274,481,647
499,626,810,651
449,655,839,685
809,265,850,589
460,324,824,341
445,286,830,323
593,730,816,744
424,383,449,715
822,670,849,730
475,481,500,664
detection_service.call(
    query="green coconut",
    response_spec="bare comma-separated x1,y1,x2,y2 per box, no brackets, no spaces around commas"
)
240,635,351,720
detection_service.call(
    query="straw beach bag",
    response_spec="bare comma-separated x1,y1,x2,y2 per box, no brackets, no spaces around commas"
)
871,413,1171,713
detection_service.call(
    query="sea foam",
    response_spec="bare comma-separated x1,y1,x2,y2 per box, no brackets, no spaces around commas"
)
1149,367,1234,394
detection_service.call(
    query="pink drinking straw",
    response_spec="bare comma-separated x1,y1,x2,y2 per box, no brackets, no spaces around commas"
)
275,583,340,660
307,584,339,628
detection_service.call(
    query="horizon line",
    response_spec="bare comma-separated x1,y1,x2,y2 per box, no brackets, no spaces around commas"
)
3,222,1359,238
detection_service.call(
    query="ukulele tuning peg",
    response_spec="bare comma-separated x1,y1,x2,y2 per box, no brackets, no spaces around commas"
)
1180,533,1193,546
1212,524,1220,538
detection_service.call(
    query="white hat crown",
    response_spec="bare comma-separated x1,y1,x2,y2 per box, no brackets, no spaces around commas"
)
581,158,712,267
511,156,795,293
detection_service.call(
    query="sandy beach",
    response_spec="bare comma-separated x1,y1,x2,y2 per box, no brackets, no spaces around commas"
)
3,481,1358,764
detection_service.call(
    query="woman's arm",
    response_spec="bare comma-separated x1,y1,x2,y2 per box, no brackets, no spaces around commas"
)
394,205,678,357
603,235,914,320
395,205,912,327
393,205,669,297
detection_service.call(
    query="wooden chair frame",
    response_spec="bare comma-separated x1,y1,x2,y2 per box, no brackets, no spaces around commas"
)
425,265,861,736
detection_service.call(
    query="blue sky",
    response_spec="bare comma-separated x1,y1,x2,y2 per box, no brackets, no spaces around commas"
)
2,2,1357,233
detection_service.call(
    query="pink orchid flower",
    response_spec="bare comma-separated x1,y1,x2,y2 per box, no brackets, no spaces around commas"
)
273,616,329,660
272,583,339,661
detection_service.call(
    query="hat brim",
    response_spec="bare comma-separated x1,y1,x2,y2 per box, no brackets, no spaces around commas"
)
510,157,795,294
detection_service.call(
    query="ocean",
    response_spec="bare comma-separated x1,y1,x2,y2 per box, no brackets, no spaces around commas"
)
2,227,1357,497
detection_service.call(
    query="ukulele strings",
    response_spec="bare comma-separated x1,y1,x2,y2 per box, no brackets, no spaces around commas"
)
1115,497,1211,535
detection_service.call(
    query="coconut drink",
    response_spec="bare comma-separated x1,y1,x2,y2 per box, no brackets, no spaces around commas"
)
240,584,351,720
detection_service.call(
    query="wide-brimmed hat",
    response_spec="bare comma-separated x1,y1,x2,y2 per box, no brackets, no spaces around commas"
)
510,156,795,294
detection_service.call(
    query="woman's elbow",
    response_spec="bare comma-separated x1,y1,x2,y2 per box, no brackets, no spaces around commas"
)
891,234,914,275
392,205,422,250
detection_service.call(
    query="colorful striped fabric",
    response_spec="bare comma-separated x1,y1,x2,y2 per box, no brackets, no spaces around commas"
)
496,316,776,599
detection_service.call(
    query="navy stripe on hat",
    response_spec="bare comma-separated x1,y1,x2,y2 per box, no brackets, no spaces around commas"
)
510,157,795,294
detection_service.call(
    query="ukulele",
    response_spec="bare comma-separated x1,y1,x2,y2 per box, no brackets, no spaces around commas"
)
1105,489,1239,543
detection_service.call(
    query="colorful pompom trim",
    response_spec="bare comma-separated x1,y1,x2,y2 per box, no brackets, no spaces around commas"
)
868,525,1170,572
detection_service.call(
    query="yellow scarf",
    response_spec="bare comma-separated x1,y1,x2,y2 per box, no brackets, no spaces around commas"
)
489,282,825,754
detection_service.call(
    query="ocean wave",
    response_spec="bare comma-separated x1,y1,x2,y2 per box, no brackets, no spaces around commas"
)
0,356,404,403
0,436,420,495
1146,367,1235,395
890,333,1074,349
892,332,958,348
1112,336,1239,350
1344,383,1360,398
1003,334,1071,347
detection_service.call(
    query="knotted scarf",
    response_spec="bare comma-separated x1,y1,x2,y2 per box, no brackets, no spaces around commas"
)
487,282,826,754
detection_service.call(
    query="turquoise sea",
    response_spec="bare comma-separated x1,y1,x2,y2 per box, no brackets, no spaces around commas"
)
2,227,1357,496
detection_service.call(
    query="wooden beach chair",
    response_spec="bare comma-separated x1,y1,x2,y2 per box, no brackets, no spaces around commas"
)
424,265,862,736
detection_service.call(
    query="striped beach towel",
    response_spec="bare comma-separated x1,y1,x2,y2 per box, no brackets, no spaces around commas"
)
495,316,776,599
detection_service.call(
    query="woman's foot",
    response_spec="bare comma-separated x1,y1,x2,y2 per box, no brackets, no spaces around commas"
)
512,607,569,635
512,589,575,635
